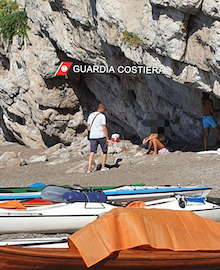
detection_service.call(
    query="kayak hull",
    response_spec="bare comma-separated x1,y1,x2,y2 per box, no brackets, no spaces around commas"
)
0,202,116,233
105,186,211,203
1,246,220,269
144,196,220,222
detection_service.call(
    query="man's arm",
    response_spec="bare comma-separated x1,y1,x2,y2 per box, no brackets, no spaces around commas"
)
87,114,91,131
103,125,109,145
147,133,158,141
142,134,158,145
210,100,215,114
142,137,148,144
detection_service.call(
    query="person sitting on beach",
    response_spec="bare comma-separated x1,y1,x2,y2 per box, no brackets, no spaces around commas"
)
201,92,220,151
142,133,165,155
142,127,169,155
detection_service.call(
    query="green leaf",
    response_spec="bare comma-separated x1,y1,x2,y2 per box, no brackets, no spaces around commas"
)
0,1,29,41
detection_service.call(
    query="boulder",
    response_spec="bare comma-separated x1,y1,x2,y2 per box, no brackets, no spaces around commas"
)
0,151,22,168
28,155,48,163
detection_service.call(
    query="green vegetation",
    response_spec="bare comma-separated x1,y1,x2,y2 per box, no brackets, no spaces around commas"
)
0,0,29,41
119,30,143,47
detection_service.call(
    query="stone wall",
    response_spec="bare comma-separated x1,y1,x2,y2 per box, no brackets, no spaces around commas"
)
0,0,220,148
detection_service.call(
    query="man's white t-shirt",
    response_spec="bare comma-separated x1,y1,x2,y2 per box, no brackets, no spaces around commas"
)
87,111,106,139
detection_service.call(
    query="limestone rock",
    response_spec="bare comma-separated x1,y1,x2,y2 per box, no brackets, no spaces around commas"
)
1,0,220,149
47,159,70,166
43,143,66,155
0,151,22,168
134,152,145,157
49,148,68,158
150,0,203,11
108,145,123,155
202,0,220,19
60,152,71,159
29,155,48,163
0,134,6,143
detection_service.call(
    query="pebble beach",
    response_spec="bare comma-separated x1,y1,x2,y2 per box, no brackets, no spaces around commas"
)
0,139,220,240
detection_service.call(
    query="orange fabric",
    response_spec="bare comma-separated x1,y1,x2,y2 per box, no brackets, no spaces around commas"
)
126,201,146,208
68,208,220,268
0,200,26,209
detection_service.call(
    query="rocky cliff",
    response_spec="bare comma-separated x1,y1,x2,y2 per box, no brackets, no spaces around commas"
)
1,0,220,148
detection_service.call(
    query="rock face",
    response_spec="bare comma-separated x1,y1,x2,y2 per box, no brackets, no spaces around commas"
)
1,0,220,148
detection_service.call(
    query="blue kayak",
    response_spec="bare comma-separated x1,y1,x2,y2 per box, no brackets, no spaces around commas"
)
103,185,212,203
0,184,211,203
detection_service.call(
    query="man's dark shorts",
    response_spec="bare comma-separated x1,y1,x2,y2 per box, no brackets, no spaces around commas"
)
90,138,108,154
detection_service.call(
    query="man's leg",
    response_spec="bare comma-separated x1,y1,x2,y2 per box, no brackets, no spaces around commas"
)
87,139,98,171
148,140,153,151
213,126,220,142
101,153,107,169
98,138,108,169
88,152,94,171
151,139,164,155
203,128,209,151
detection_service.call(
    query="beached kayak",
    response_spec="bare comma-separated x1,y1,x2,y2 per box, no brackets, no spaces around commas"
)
1,244,220,270
0,183,145,200
140,195,220,222
0,193,218,234
103,185,212,203
0,184,212,203
1,208,220,269
0,201,117,233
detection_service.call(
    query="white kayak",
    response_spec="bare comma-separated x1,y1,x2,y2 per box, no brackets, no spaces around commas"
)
0,192,216,234
0,237,69,248
1,196,220,249
0,202,116,234
104,185,212,203
143,195,220,222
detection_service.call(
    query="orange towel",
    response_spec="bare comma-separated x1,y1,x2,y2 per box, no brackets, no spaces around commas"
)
68,208,220,267
0,200,26,209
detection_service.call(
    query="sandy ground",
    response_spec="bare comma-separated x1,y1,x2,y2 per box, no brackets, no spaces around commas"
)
0,141,220,240
0,141,219,197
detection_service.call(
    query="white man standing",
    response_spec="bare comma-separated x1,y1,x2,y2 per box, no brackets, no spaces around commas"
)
87,103,109,172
